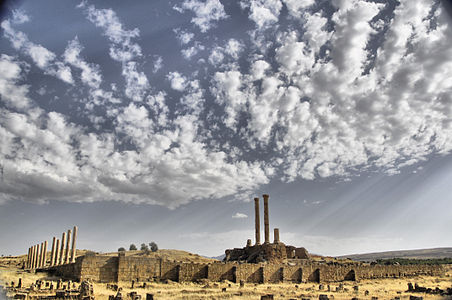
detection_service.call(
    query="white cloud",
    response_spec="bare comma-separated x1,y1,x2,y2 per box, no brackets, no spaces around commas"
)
167,72,188,91
153,56,163,73
208,39,244,66
64,37,102,89
1,18,74,84
174,29,195,45
232,212,248,218
208,47,225,65
174,0,228,32
1,0,452,210
241,0,283,29
211,70,249,129
250,59,270,80
181,42,205,60
281,0,315,18
82,4,149,101
0,55,32,110
11,9,30,24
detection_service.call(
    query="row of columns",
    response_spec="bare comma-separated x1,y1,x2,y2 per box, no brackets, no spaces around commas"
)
254,194,280,245
26,226,78,270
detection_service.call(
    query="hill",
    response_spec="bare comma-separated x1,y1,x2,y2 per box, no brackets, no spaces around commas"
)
0,249,216,269
337,247,452,261
96,249,217,263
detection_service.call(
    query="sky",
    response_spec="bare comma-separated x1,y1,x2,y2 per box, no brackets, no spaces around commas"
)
0,0,451,258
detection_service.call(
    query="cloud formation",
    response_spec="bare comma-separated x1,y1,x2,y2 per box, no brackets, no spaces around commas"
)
232,213,248,219
174,0,228,32
1,0,451,208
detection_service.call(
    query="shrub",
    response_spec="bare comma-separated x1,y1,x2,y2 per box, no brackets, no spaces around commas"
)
149,242,158,252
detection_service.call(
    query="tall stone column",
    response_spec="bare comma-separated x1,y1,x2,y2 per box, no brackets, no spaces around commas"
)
29,247,33,268
31,245,36,269
274,228,280,243
36,243,42,269
59,232,66,265
64,229,71,264
50,237,56,266
38,243,43,268
42,241,48,268
55,239,60,266
263,194,270,244
26,248,31,269
254,197,260,245
40,242,45,268
70,226,78,263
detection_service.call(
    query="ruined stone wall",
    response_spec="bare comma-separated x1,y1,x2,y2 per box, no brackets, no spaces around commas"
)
355,264,443,280
117,256,160,282
47,259,82,281
206,263,237,282
179,263,208,282
283,265,302,283
160,260,180,282
236,264,263,283
47,255,445,284
79,256,118,282
263,264,283,283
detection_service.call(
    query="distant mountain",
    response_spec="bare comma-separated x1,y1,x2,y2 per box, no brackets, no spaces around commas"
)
337,247,452,261
210,254,225,261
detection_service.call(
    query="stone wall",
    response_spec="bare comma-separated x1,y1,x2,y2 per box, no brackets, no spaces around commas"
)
80,256,118,282
237,264,263,283
47,254,445,284
117,255,160,282
206,263,237,282
47,258,82,280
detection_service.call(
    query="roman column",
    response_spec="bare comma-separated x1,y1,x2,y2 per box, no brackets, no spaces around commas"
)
64,229,71,264
26,248,31,269
31,245,36,269
29,247,33,268
37,243,42,269
50,237,56,266
38,242,43,268
70,226,78,263
254,197,261,245
59,232,66,265
42,241,48,268
263,194,270,244
30,246,33,269
35,244,39,269
274,228,280,243
55,239,60,266
40,242,45,268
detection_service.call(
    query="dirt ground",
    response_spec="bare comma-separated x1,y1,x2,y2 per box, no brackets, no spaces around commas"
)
1,264,452,300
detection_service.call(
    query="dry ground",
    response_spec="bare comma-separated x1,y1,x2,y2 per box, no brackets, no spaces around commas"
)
1,254,451,299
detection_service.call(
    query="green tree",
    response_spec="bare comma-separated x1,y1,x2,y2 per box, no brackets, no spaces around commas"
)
129,244,137,251
140,243,149,251
118,247,125,252
149,242,158,252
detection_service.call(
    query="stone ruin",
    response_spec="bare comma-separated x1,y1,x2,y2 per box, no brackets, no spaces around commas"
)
25,226,78,270
224,194,309,263
25,200,445,284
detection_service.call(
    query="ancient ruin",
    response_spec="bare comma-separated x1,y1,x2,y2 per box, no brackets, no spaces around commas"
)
224,194,309,263
29,196,444,285
25,226,78,270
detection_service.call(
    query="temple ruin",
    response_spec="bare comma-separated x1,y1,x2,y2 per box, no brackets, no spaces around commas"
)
224,194,309,263
25,226,78,270
26,199,445,284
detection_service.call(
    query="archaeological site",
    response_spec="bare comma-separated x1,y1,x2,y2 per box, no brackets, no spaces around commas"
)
22,195,444,285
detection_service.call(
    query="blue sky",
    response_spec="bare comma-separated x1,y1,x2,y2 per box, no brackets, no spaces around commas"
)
0,0,451,257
